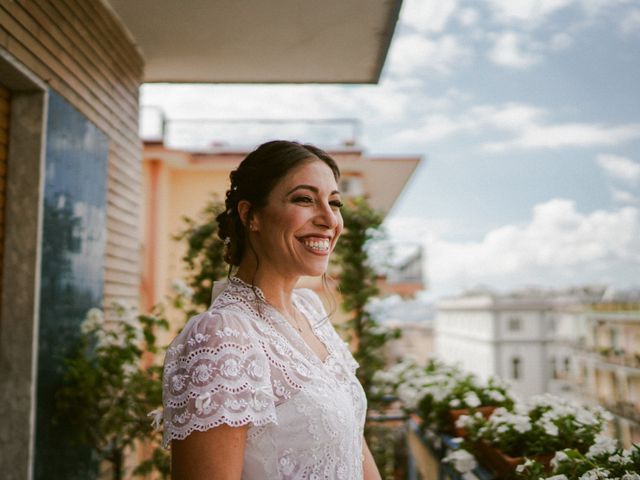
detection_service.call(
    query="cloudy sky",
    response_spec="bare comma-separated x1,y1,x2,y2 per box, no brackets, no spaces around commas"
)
141,0,640,298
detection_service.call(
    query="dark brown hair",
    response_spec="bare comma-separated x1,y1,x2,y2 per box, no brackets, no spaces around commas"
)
216,140,340,266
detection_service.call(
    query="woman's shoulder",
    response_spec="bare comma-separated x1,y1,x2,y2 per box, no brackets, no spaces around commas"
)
165,303,258,362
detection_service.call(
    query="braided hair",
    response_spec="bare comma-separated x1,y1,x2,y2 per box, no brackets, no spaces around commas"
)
216,140,340,267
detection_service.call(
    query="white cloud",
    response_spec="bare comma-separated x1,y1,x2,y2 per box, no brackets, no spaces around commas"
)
486,0,576,26
549,32,574,51
387,33,471,76
483,122,640,152
597,154,640,185
395,199,640,295
612,188,640,204
620,9,640,35
458,8,480,27
400,0,458,33
386,101,640,153
488,31,542,69
470,103,545,130
141,81,423,148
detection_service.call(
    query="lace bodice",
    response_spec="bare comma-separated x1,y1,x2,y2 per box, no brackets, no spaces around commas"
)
162,277,367,479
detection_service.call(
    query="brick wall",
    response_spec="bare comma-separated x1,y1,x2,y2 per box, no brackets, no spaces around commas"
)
0,0,144,305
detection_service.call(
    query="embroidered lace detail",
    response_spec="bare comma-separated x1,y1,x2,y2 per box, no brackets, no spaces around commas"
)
161,278,367,479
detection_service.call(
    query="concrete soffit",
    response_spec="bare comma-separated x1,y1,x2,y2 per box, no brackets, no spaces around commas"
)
104,0,402,84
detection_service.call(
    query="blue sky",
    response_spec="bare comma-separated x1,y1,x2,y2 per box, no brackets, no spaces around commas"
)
141,0,640,298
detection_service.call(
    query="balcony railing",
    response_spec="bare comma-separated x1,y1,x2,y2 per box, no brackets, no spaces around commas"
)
406,416,497,480
604,400,640,424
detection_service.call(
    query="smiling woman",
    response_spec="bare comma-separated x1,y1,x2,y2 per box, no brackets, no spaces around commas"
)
162,140,381,479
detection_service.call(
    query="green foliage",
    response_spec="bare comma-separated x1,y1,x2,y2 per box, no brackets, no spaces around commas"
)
174,197,227,311
516,443,640,479
333,197,400,404
55,301,174,480
462,395,610,459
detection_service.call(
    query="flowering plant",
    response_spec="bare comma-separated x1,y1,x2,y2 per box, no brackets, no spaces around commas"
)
457,394,611,458
55,299,174,480
515,437,640,479
374,359,513,432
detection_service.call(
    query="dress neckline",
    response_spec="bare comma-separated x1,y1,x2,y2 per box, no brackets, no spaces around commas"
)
225,275,333,365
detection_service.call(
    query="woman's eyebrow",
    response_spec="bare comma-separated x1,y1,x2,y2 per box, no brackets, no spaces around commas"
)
286,185,340,196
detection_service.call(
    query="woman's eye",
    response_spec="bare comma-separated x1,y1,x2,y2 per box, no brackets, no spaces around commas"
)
330,201,344,209
293,196,313,204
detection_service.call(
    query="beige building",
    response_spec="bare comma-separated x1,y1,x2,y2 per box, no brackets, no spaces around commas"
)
141,138,422,318
570,303,640,447
0,1,403,478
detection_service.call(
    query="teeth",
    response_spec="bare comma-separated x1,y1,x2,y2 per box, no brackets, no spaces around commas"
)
303,239,330,252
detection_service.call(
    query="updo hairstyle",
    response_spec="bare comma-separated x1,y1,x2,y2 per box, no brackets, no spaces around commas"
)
216,140,340,267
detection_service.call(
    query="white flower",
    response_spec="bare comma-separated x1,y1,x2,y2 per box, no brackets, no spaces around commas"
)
487,389,505,403
81,307,105,334
397,384,421,410
579,468,610,480
122,362,138,377
515,458,534,473
546,475,569,480
551,450,569,469
450,398,461,408
96,329,124,349
621,473,640,480
587,435,618,458
464,392,481,408
512,416,532,434
148,408,163,430
171,279,194,300
455,414,474,429
443,449,477,474
543,421,559,436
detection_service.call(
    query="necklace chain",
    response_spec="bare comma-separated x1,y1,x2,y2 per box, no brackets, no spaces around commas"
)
290,307,305,333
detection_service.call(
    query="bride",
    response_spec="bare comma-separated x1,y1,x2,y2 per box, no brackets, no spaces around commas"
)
161,140,381,479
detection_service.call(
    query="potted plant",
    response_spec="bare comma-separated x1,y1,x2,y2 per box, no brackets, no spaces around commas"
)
515,437,640,479
417,370,513,435
374,359,513,435
457,394,612,478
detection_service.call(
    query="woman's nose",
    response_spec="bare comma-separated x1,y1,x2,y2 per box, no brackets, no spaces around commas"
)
314,202,339,229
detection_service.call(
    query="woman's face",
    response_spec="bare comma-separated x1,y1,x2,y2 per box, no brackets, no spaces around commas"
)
250,159,343,279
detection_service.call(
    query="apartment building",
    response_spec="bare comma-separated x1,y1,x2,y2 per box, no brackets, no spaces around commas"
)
569,295,640,447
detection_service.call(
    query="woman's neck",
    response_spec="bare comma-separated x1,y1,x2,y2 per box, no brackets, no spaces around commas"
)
234,263,299,313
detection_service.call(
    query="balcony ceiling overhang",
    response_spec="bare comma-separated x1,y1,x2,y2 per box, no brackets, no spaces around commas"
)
105,0,402,84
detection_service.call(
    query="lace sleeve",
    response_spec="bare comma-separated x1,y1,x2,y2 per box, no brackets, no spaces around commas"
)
162,308,277,447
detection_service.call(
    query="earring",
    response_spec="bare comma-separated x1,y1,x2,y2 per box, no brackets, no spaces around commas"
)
250,224,257,231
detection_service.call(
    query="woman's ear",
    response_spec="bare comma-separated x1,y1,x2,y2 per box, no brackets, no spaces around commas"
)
237,200,259,231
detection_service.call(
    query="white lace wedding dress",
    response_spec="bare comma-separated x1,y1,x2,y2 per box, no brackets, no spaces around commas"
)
162,276,367,479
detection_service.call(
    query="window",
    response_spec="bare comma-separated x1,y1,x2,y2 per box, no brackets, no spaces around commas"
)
508,317,522,332
564,357,571,373
511,356,522,380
